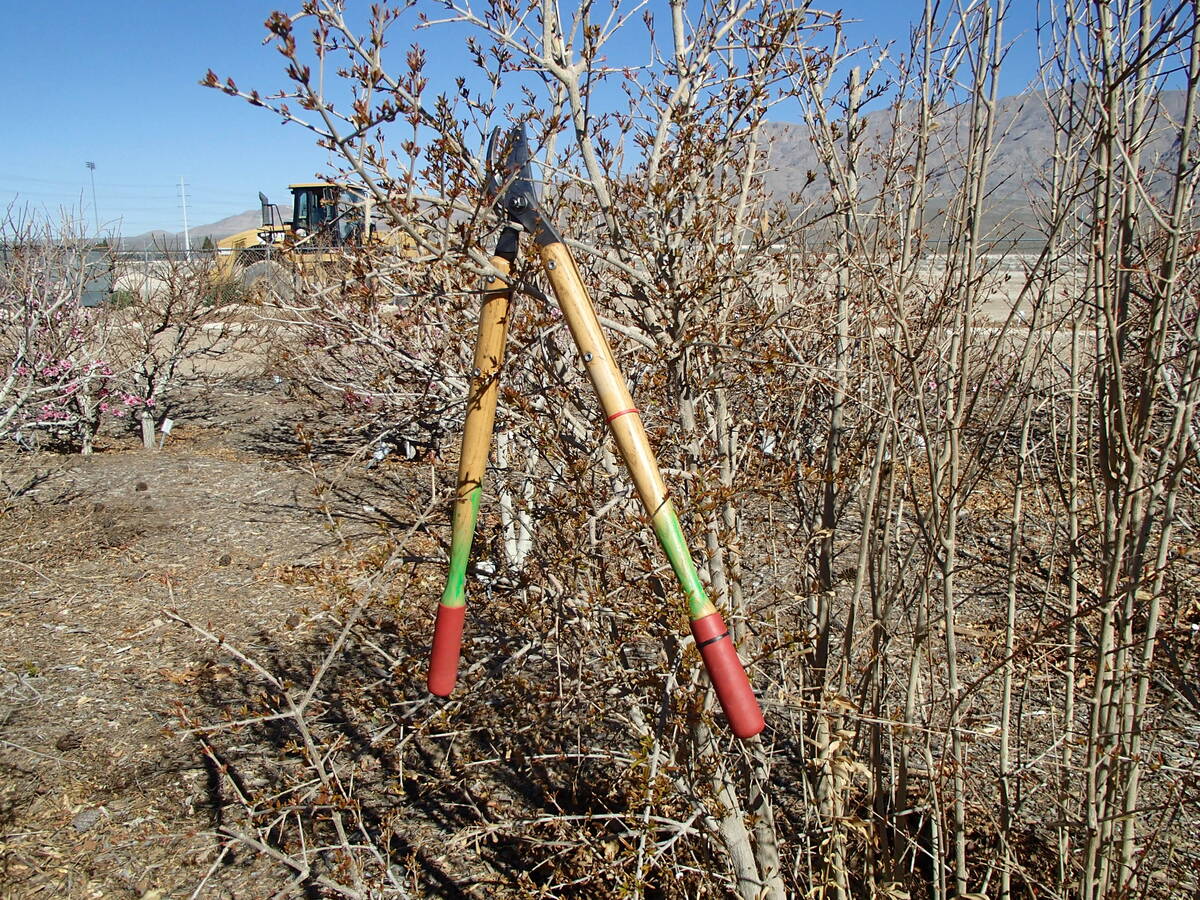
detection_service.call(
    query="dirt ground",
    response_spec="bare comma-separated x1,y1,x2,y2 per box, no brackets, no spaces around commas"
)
4,374,1199,899
0,381,431,898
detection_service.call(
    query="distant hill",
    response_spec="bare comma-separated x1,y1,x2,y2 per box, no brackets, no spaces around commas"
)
120,209,259,251
761,90,1187,240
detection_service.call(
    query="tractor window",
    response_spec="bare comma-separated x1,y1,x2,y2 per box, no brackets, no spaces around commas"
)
293,191,310,232
336,192,366,243
312,191,338,231
292,189,337,239
292,186,363,244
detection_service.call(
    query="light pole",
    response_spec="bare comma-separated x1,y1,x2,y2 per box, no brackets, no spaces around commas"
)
85,161,99,238
179,177,191,258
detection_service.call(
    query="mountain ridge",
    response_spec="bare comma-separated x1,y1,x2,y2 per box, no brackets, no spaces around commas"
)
760,90,1186,237
119,208,259,250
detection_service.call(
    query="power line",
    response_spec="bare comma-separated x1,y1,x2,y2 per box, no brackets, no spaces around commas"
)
0,186,254,207
0,172,286,194
0,176,271,205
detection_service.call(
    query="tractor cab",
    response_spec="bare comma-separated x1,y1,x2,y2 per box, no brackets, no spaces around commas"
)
288,183,368,248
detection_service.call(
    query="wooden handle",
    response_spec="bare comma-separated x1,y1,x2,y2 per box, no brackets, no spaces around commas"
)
538,241,765,739
427,255,514,697
538,242,668,514
456,256,514,502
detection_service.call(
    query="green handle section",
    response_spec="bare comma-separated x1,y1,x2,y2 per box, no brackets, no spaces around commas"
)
651,501,718,621
440,485,482,609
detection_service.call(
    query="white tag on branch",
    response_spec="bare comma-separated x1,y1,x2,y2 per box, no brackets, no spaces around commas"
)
160,418,175,435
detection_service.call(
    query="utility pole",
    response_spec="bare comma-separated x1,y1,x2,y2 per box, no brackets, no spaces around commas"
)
85,161,99,238
178,176,191,257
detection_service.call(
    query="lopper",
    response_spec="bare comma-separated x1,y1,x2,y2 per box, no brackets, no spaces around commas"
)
425,124,765,739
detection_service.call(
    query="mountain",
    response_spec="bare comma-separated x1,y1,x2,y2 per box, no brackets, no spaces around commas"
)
760,90,1187,240
119,208,259,250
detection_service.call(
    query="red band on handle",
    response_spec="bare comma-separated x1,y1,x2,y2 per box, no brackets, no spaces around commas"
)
605,407,639,424
427,603,467,696
691,612,765,739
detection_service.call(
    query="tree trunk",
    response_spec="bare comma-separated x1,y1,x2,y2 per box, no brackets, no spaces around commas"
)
141,409,157,450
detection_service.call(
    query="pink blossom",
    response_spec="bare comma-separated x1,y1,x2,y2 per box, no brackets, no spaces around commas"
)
35,405,69,422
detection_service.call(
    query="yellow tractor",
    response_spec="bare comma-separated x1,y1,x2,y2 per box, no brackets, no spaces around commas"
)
216,182,386,288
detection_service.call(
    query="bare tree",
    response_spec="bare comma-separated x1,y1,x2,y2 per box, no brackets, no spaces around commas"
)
107,249,252,448
184,1,1200,897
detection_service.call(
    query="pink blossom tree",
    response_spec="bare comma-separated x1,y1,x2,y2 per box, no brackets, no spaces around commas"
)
1,207,116,454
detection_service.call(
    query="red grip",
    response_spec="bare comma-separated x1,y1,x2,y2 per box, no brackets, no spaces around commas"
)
691,612,765,739
427,604,467,696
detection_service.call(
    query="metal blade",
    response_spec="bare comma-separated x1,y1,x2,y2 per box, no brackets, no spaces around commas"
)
484,127,503,197
488,122,558,245
500,124,535,192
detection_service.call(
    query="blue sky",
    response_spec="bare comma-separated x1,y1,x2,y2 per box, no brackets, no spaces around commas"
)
1,1,1040,237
